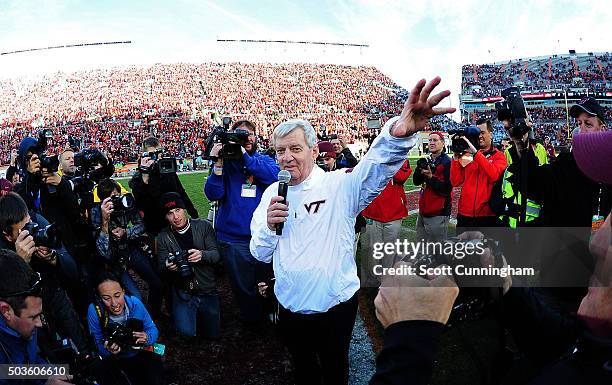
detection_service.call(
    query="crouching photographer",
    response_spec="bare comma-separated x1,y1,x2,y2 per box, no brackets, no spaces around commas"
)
0,193,88,354
87,272,166,385
157,192,221,339
93,179,162,316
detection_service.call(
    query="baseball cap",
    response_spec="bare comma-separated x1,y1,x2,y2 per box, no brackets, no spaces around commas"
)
160,192,186,214
569,97,606,123
317,141,336,159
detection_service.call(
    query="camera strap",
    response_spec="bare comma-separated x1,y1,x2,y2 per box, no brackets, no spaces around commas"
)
94,301,110,329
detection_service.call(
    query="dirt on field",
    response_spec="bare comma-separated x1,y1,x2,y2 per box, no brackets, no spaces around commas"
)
145,272,293,385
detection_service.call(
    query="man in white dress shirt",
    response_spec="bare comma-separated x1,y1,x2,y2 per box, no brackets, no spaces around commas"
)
250,77,455,385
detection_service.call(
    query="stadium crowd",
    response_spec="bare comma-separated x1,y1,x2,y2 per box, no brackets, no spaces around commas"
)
0,63,408,165
462,52,611,97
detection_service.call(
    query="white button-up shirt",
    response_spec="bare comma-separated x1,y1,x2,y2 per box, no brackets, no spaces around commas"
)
250,117,417,313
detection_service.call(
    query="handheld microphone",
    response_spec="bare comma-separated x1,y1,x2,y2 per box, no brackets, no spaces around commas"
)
276,170,291,235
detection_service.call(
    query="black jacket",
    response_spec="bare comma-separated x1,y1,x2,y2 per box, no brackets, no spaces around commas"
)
336,148,358,169
156,219,220,295
130,171,198,235
521,150,611,289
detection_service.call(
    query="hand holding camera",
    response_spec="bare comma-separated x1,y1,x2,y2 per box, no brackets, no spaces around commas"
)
36,246,58,265
27,153,41,174
42,170,62,186
187,249,202,263
100,197,114,227
15,229,36,261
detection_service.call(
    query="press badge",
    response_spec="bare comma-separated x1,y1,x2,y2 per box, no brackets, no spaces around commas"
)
592,215,605,233
241,184,257,198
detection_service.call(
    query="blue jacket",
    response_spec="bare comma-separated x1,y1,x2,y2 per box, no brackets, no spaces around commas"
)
205,151,279,242
87,295,158,358
0,317,46,385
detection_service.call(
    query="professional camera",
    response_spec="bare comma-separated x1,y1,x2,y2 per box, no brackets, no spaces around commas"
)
48,338,111,385
26,129,59,173
416,157,435,173
203,116,251,162
23,222,61,249
167,250,194,280
495,86,530,139
410,237,505,325
105,319,144,350
448,126,480,154
110,193,135,215
139,149,177,174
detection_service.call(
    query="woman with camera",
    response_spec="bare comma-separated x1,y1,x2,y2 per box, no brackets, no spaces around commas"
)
87,271,167,385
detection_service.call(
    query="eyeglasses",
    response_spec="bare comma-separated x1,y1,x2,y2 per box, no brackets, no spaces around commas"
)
0,272,43,298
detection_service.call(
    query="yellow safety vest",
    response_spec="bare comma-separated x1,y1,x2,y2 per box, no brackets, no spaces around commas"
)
500,143,548,228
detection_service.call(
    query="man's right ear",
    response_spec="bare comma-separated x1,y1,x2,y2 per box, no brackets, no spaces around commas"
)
0,301,13,321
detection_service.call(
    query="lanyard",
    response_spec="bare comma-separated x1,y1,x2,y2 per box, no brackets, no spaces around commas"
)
246,175,254,187
595,184,603,217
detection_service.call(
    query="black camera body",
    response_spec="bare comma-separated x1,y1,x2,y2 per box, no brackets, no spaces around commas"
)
495,87,530,139
139,150,177,174
105,318,144,350
108,193,138,266
416,157,435,174
167,250,194,280
49,338,106,385
448,126,481,154
27,129,59,174
23,222,61,249
410,237,504,325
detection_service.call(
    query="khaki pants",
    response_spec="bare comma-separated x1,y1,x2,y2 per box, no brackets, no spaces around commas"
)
416,214,449,242
362,218,403,287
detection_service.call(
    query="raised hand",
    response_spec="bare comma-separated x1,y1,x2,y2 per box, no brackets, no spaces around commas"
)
390,76,456,138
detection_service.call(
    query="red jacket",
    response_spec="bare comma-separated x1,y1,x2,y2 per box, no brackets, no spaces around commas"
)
450,149,507,218
362,160,412,222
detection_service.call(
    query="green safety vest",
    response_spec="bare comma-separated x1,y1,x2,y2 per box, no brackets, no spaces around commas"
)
500,143,548,228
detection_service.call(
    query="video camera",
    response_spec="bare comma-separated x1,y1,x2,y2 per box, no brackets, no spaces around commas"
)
447,126,481,154
26,129,59,173
105,319,144,350
139,149,177,174
495,87,530,139
204,116,251,162
23,222,61,249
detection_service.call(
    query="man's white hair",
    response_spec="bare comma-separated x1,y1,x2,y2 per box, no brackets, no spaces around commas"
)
272,119,317,149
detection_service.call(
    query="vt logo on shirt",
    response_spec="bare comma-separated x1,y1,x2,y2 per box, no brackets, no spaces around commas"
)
304,200,326,214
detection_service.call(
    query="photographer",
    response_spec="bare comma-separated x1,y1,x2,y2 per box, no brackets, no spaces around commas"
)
58,149,76,178
0,249,74,385
15,139,83,287
93,178,162,316
0,193,88,352
450,118,507,231
157,192,221,339
514,97,610,307
413,132,452,241
130,137,198,236
331,136,358,169
204,120,278,329
87,272,166,385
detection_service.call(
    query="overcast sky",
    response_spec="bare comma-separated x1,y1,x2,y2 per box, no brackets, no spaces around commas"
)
1,0,610,110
